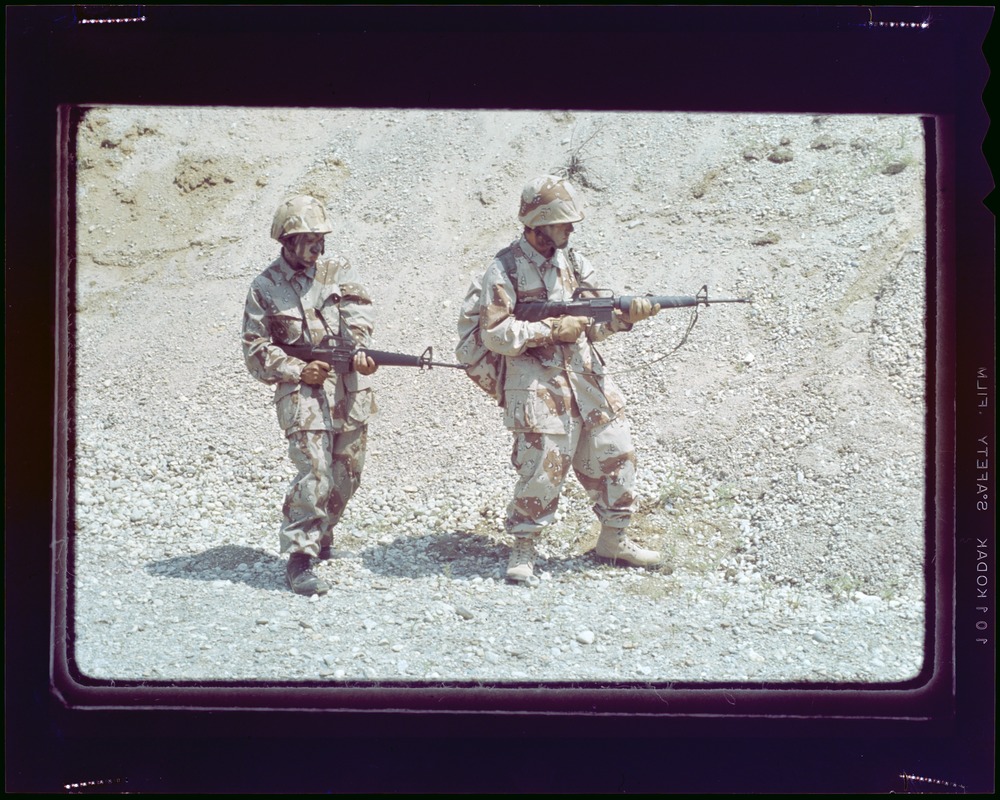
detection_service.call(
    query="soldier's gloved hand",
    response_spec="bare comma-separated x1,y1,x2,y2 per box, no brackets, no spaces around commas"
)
301,360,332,385
549,315,590,343
622,297,661,324
353,351,378,375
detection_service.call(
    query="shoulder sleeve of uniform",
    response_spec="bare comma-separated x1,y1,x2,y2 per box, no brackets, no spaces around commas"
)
481,258,516,309
569,249,596,286
323,256,372,304
242,280,305,385
339,282,371,303
480,256,553,354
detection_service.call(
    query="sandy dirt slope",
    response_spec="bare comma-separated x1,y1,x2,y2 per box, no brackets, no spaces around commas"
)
71,107,928,682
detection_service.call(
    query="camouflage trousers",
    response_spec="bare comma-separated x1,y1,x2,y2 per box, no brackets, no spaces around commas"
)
280,426,367,556
506,413,636,538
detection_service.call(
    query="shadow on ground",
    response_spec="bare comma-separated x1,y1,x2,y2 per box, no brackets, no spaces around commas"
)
143,533,666,592
353,530,611,581
145,545,286,592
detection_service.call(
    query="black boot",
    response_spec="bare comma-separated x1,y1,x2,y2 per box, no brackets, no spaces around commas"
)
286,552,330,596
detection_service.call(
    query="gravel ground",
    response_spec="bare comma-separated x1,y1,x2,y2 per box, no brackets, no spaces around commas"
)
71,108,927,684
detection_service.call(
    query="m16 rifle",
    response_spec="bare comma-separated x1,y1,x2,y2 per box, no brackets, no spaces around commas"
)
513,285,752,324
275,336,467,372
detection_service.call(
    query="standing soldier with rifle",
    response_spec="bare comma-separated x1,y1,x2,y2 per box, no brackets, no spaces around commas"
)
478,175,665,584
242,194,379,596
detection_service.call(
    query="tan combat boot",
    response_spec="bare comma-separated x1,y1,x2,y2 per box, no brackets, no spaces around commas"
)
595,525,662,568
506,536,537,583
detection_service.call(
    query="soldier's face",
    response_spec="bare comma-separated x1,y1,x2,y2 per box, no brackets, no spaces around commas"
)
285,233,326,270
539,222,574,250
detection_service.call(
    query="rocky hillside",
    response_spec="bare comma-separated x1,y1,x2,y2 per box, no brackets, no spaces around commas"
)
71,107,928,684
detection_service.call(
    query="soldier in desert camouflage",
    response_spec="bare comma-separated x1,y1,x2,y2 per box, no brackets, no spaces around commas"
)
480,175,664,583
242,195,378,596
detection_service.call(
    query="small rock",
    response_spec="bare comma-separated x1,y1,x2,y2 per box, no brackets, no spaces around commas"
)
751,232,780,246
455,606,474,620
576,630,595,645
768,148,794,164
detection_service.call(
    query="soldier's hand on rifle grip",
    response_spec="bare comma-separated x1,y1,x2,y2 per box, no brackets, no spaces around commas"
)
301,360,332,385
550,315,590,343
353,351,378,375
622,297,660,324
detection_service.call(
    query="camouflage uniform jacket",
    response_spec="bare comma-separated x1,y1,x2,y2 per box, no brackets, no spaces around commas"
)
480,235,633,434
242,252,377,436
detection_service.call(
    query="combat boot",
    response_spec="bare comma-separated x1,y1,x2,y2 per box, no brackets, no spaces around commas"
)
505,536,537,583
595,526,662,568
286,552,330,596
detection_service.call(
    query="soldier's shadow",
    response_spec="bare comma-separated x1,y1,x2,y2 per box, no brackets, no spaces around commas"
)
145,545,287,592
357,530,595,581
141,535,610,590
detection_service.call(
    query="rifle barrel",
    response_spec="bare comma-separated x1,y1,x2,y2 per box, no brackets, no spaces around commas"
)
359,347,467,370
622,294,753,309
275,344,466,370
358,348,425,368
625,295,700,310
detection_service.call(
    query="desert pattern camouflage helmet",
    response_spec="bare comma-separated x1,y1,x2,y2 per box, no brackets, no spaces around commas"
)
518,175,585,228
271,194,334,241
